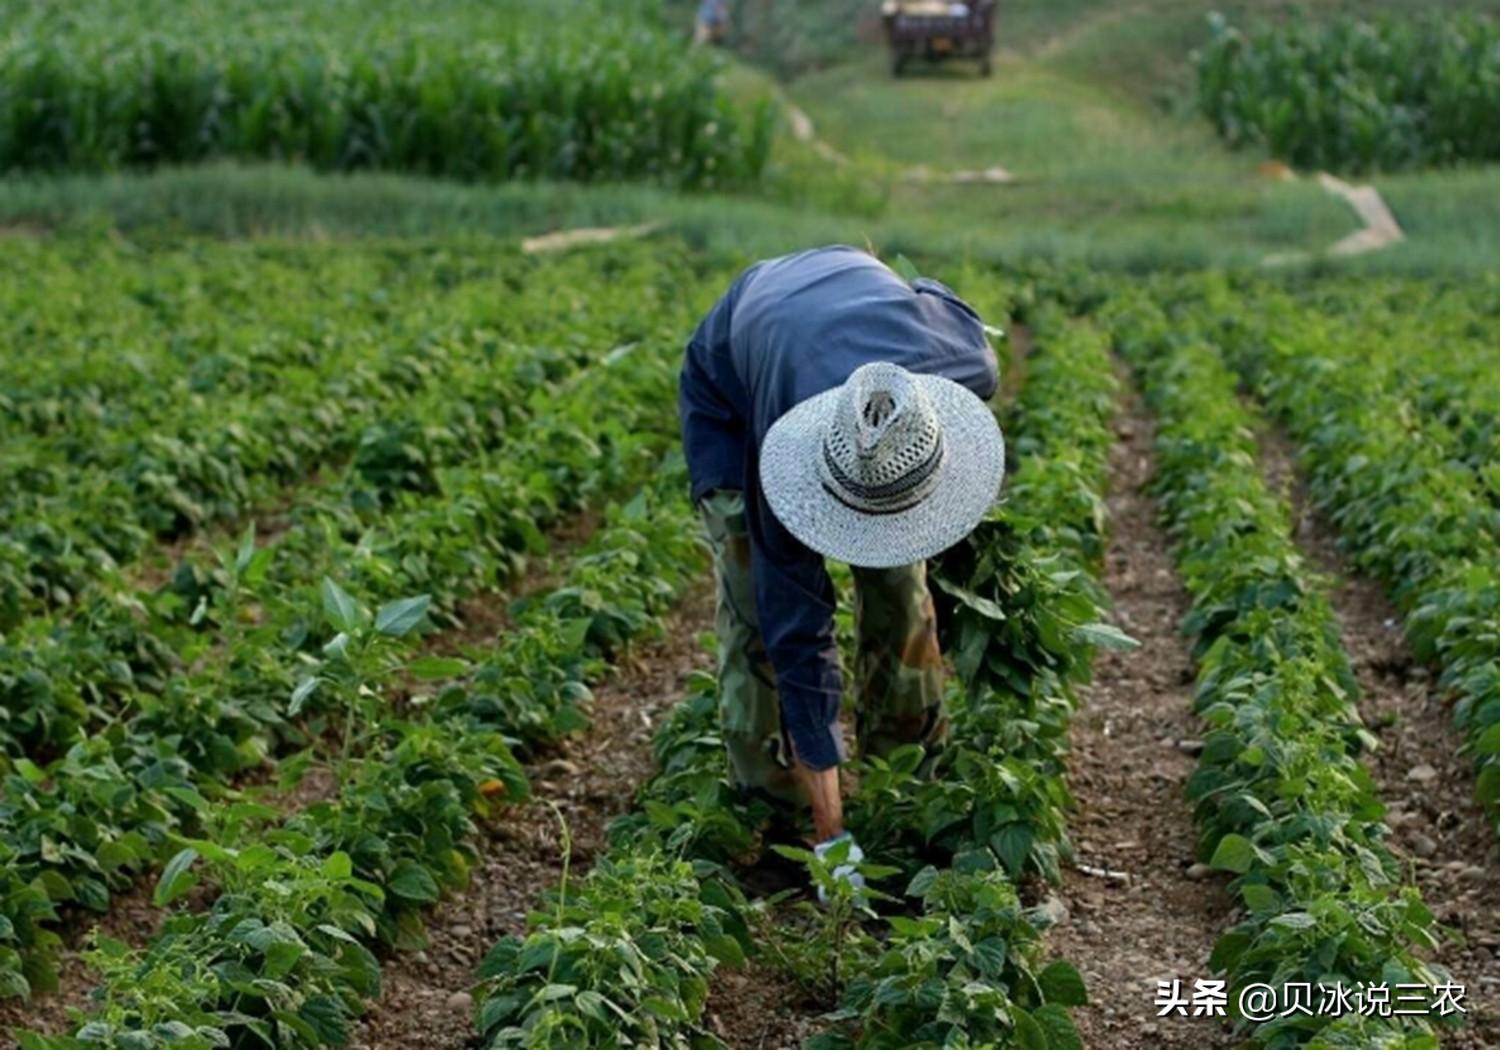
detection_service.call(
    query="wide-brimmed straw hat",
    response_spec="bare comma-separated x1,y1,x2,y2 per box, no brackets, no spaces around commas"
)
760,361,1004,568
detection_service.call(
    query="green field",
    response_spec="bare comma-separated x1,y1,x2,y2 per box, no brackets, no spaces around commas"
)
2,2,1499,1049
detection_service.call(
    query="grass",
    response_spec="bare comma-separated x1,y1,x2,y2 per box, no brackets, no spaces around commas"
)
769,1,1500,275
0,0,1496,275
784,51,1353,267
0,161,1477,277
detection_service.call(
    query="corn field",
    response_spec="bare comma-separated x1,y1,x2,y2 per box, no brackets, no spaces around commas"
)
1196,13,1500,174
0,0,773,188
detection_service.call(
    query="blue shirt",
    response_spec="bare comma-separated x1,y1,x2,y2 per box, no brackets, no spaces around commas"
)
678,246,998,771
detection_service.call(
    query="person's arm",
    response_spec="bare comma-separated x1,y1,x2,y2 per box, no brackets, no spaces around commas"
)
743,486,847,839
680,266,763,502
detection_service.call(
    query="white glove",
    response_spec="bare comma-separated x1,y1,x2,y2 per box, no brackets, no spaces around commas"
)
813,832,866,905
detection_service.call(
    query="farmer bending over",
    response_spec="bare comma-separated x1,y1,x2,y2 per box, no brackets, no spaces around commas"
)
679,245,1003,891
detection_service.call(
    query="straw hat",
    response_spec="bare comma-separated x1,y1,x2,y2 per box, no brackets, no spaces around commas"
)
760,361,1004,568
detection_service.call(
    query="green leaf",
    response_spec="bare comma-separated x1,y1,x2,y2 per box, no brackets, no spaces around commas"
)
1474,724,1500,757
1033,1004,1084,1050
375,595,431,637
891,253,922,283
1241,883,1281,914
0,970,31,1002
407,655,470,680
934,576,1006,622
172,836,234,865
321,852,353,880
264,940,306,979
321,577,363,633
153,848,200,907
990,822,1034,878
574,989,610,1022
235,524,257,575
642,995,687,1021
13,759,45,784
162,786,209,814
289,676,319,716
906,865,940,897
387,860,440,903
1011,1006,1049,1050
1209,833,1255,875
703,933,745,967
1270,911,1318,930
1476,764,1500,805
1072,622,1140,651
300,996,348,1046
1038,960,1089,1006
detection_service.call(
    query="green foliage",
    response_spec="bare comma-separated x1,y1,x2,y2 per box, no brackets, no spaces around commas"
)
0,0,772,188
818,303,1119,1049
1109,287,1451,1047
25,456,709,1044
668,0,872,79
818,868,1082,1050
0,239,709,625
1197,13,1500,173
476,851,741,1049
1190,275,1500,839
0,239,731,1004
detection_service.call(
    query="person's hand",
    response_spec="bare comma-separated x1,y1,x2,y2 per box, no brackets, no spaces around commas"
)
793,763,844,843
813,831,866,906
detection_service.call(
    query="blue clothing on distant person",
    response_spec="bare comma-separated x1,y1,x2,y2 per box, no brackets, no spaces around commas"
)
698,0,727,26
678,246,998,771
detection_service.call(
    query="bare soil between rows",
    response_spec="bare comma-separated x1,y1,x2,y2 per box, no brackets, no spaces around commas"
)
349,584,718,1050
0,583,718,1049
1255,425,1500,1047
1044,384,1238,1049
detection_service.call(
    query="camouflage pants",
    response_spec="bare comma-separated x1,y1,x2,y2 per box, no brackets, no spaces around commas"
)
700,489,948,804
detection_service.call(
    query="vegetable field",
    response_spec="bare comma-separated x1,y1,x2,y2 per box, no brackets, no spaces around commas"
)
2,231,1497,1050
3,0,1500,1047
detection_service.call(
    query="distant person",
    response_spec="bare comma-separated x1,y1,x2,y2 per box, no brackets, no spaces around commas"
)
694,0,728,45
679,246,1003,894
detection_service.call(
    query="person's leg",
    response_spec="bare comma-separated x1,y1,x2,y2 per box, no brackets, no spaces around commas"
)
700,490,801,805
852,561,948,770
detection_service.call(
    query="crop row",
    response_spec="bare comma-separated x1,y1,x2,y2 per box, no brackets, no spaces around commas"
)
1185,279,1500,836
2,247,718,761
0,0,771,188
813,305,1124,1048
466,295,1125,1049
19,454,709,1049
1266,281,1500,508
1110,289,1449,1049
1,242,700,625
1196,13,1500,173
0,267,718,1003
473,671,760,1047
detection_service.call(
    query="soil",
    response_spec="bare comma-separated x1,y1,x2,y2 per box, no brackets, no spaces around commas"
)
0,564,708,1050
707,962,826,1050
347,585,717,1050
0,877,166,1039
1043,386,1239,1049
1255,425,1500,1047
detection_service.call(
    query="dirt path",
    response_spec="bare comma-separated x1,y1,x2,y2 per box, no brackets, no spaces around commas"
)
1044,386,1237,1049
348,585,717,1050
1256,426,1500,1047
